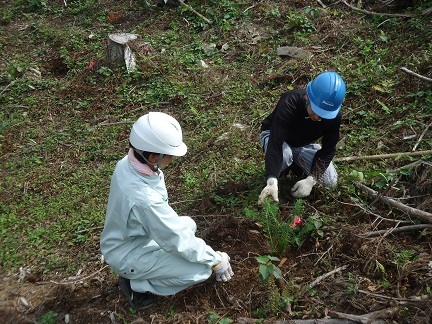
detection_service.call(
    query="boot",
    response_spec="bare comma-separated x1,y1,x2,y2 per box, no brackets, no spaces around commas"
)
118,276,156,310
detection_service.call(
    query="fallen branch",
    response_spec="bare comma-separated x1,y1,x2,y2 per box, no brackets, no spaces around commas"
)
354,181,432,224
179,1,213,24
317,0,327,9
341,0,431,17
412,120,432,151
390,160,430,173
307,265,348,289
400,67,432,83
238,319,357,324
358,224,432,238
329,307,399,323
37,265,109,285
358,290,431,304
76,225,104,234
335,149,432,162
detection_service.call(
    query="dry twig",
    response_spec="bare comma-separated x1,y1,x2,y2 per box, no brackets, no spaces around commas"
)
341,0,431,17
358,290,431,304
400,67,432,83
238,319,357,323
307,265,348,289
335,149,432,162
37,265,109,285
179,1,212,24
412,120,432,151
358,224,432,238
354,181,432,224
329,307,399,323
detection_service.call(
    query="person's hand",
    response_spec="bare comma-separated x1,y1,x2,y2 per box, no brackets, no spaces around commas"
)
291,175,316,198
213,252,234,282
258,177,278,205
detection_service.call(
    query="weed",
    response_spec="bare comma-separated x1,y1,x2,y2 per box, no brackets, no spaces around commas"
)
38,310,58,324
285,7,316,39
253,268,297,318
256,255,283,284
208,311,233,324
392,249,418,269
164,304,175,318
376,260,391,289
129,307,137,315
245,199,325,256
346,272,357,295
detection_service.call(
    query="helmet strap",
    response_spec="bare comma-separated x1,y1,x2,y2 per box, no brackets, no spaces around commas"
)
153,153,165,172
133,149,164,172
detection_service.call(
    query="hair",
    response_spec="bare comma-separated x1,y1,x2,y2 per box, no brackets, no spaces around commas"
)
129,142,155,164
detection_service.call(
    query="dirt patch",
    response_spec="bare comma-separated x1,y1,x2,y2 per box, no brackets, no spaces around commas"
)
1,205,431,323
0,0,431,323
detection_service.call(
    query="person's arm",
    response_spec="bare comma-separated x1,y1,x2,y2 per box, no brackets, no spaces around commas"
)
264,93,298,179
133,202,234,281
133,202,221,267
310,120,340,178
259,93,301,205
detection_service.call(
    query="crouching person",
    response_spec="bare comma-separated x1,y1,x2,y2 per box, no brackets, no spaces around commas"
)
100,112,234,311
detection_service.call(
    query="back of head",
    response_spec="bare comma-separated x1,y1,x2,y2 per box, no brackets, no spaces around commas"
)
306,71,346,119
129,112,187,156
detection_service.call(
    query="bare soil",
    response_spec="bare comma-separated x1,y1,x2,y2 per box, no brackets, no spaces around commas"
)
1,164,431,323
0,0,431,323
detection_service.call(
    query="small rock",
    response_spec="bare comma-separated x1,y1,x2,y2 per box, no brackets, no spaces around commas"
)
277,46,313,59
197,60,208,68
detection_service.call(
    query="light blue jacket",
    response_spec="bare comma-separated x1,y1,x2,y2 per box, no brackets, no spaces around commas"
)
100,156,220,280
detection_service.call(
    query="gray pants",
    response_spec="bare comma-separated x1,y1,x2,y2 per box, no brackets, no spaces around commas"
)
260,130,338,187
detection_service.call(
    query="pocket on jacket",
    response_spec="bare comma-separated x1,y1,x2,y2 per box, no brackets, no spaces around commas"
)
117,249,162,279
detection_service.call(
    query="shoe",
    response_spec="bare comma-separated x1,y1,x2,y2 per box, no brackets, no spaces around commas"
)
118,276,156,310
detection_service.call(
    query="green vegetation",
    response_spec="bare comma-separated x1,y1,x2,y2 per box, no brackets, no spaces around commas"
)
208,311,233,324
254,255,297,318
38,311,58,324
256,255,283,284
0,0,431,322
245,199,326,256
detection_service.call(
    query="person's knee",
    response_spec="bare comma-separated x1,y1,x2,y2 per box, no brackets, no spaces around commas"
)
323,172,338,188
281,143,294,171
180,216,197,233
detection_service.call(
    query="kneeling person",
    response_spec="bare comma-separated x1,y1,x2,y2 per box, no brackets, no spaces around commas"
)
100,112,233,310
258,71,346,205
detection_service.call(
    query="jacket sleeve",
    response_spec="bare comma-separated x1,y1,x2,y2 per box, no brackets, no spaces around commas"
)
265,93,298,178
131,201,221,267
310,122,339,177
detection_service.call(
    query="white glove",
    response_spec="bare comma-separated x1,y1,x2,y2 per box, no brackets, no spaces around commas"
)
258,177,278,205
291,175,316,198
213,252,234,282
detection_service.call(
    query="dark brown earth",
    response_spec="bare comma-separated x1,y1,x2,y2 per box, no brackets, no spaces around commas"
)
1,164,431,323
0,0,431,323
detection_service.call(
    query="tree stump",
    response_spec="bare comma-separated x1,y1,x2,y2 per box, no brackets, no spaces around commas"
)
106,33,138,72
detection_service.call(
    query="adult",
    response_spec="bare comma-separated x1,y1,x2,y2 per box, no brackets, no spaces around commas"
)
100,112,233,310
258,71,346,205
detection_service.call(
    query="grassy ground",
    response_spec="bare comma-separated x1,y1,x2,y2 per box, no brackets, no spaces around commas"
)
1,0,431,323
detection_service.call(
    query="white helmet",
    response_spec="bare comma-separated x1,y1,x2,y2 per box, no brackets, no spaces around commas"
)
130,112,187,156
